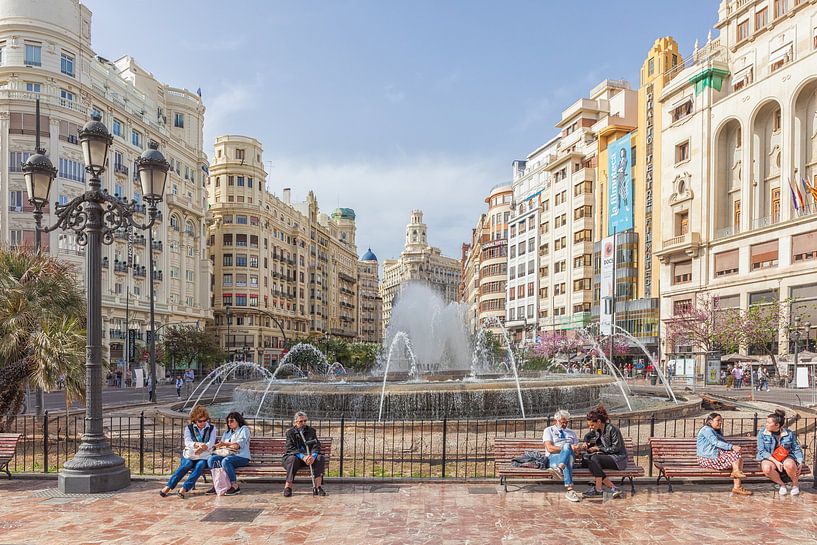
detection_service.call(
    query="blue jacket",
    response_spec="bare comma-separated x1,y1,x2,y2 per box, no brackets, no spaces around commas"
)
696,425,733,459
756,428,804,464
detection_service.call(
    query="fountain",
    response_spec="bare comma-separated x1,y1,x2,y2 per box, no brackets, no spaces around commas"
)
182,361,273,410
231,283,613,420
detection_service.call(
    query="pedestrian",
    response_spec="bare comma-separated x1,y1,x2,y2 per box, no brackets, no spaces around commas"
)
146,374,155,402
175,376,183,398
732,365,743,389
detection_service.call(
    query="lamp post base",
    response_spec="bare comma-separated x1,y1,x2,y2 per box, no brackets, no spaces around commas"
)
58,453,131,494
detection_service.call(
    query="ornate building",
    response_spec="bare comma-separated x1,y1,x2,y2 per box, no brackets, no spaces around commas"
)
358,248,382,343
0,0,211,375
381,210,461,332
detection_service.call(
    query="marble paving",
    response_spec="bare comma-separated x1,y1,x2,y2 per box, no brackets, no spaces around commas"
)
0,479,815,544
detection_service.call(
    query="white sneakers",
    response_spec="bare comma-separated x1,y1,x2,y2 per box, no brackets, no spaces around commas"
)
565,489,581,502
779,485,801,497
791,486,800,496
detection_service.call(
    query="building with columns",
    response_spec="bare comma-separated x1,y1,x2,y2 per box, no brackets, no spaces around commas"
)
657,0,817,359
381,210,461,332
0,0,211,374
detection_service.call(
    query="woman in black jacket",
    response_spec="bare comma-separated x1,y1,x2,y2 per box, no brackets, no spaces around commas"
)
281,411,326,497
581,404,627,498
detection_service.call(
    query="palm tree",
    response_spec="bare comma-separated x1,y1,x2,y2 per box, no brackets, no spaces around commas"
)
0,248,86,426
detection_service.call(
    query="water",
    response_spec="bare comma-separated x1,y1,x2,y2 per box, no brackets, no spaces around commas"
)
181,361,273,410
378,332,418,421
279,343,330,373
481,316,526,419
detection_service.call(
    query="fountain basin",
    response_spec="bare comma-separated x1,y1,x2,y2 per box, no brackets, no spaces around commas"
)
234,375,616,420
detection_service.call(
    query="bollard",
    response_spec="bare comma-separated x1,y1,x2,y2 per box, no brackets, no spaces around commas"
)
441,418,448,479
753,413,758,436
339,415,345,478
139,411,145,475
648,414,655,477
42,411,48,473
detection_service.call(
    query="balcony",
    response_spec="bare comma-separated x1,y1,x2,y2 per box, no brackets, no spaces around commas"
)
113,262,128,274
656,231,701,263
152,240,163,252
133,266,147,278
114,164,129,177
152,270,163,282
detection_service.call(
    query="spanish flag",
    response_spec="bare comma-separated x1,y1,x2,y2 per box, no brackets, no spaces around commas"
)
806,176,817,203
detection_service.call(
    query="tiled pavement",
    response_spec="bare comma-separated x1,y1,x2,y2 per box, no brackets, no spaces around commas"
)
0,479,815,544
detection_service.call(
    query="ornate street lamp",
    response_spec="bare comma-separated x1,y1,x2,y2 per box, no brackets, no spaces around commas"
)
26,112,165,493
136,141,170,403
225,305,233,361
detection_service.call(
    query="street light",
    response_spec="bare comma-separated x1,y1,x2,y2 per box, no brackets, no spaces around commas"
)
22,99,57,417
26,111,165,493
225,305,232,361
254,308,288,366
137,141,170,403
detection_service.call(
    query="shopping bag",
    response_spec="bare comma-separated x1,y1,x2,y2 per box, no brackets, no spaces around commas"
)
212,466,231,496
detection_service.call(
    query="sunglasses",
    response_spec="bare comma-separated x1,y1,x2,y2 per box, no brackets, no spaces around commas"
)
195,419,208,423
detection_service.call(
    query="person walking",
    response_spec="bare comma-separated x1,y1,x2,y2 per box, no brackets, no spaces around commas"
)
175,376,183,399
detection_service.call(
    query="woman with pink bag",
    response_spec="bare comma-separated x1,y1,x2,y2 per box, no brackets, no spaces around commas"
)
206,411,251,496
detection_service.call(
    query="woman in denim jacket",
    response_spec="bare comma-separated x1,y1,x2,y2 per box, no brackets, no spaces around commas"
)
696,412,751,495
757,409,805,496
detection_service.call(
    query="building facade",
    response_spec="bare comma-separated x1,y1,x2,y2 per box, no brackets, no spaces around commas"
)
358,248,382,343
0,0,211,374
381,210,461,332
657,0,817,358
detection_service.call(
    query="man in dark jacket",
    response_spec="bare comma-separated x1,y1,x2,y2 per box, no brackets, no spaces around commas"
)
281,411,326,497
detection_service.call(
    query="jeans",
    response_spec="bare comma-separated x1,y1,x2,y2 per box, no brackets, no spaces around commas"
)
207,454,250,483
548,444,574,486
166,457,208,491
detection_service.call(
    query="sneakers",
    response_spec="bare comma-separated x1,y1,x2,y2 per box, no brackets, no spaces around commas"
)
549,466,564,481
583,487,603,498
791,486,800,496
608,486,622,499
282,487,292,497
565,489,581,502
224,487,241,496
205,487,216,495
778,485,788,496
313,486,327,496
731,486,753,496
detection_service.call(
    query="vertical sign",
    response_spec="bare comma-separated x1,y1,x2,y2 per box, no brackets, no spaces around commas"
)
127,225,134,268
608,134,634,235
600,235,615,334
127,329,137,363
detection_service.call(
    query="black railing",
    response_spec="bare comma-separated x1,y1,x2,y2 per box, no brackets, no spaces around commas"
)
4,413,817,480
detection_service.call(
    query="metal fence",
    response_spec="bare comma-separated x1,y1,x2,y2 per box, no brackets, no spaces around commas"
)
5,412,817,480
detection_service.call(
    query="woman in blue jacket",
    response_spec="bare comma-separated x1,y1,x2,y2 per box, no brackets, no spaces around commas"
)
696,412,751,495
757,409,804,496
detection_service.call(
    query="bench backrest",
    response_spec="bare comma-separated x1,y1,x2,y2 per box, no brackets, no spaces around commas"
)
494,437,638,467
649,437,759,467
248,437,333,465
0,433,21,462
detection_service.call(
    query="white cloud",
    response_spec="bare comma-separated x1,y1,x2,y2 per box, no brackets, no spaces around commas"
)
203,77,264,150
267,154,504,263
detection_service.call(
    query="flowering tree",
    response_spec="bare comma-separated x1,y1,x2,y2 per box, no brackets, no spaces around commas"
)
741,300,788,369
590,337,631,359
533,331,587,362
664,295,741,354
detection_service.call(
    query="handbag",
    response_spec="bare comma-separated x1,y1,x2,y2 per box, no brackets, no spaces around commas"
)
211,466,232,496
183,445,211,460
772,445,789,463
213,446,239,457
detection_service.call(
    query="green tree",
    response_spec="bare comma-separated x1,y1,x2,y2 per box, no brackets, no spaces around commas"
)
161,325,226,373
0,249,86,424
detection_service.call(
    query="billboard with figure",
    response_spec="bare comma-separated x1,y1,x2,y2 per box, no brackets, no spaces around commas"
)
607,134,633,235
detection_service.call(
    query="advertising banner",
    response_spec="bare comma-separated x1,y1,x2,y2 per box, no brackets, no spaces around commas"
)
600,235,615,335
608,134,634,235
705,355,721,385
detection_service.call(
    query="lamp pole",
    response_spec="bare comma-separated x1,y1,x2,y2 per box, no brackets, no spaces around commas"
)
148,222,157,402
25,113,168,493
225,305,232,362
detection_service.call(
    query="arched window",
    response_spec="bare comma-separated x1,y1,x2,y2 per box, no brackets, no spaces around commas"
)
185,220,195,235
170,214,180,231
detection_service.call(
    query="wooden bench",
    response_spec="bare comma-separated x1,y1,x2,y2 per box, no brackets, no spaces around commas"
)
649,437,811,492
204,437,333,481
495,437,644,493
0,433,21,479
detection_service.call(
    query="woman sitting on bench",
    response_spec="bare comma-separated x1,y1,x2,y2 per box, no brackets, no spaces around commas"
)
696,412,751,496
581,404,626,498
757,409,804,496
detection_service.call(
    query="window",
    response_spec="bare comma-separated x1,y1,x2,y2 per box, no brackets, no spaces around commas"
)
673,260,692,285
186,270,195,282
24,43,41,66
8,190,23,211
236,254,247,267
750,240,779,270
249,294,259,307
132,130,142,147
112,118,123,137
223,254,233,266
223,274,233,286
574,254,592,269
236,215,248,225
715,249,739,277
574,205,592,220
671,101,693,122
771,188,781,222
573,278,592,291
237,176,244,187
648,57,655,76
737,19,750,41
60,52,75,77
235,148,245,160
554,283,566,295
755,7,768,29
223,295,233,306
774,0,787,19
554,260,566,274
58,158,85,183
673,299,692,315
25,82,41,93
792,231,817,262
59,89,75,107
676,211,689,236
675,141,690,163
733,200,741,228
174,113,184,128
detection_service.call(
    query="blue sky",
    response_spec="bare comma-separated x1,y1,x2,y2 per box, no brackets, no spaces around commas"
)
84,0,717,262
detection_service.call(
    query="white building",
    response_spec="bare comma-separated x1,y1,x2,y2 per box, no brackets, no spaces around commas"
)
0,0,212,373
657,0,817,357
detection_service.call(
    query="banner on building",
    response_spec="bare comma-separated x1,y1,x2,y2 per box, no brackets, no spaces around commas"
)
607,134,634,235
128,329,137,363
600,235,615,335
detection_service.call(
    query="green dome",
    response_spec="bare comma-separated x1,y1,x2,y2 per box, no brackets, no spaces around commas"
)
332,207,356,220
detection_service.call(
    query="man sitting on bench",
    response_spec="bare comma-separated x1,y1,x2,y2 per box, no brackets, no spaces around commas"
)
542,409,583,502
281,411,326,497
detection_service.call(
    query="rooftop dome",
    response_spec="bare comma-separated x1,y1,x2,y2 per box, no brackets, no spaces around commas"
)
361,248,378,262
332,207,356,220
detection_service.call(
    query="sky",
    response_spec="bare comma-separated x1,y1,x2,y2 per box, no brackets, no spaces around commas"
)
84,0,717,263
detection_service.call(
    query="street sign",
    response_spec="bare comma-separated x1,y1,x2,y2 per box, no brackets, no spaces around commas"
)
128,329,137,363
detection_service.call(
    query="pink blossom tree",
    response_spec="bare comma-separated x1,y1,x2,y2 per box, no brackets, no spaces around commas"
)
533,331,587,363
664,295,740,354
